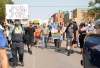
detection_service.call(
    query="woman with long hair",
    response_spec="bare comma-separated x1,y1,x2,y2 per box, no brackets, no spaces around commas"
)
78,23,87,65
79,23,86,54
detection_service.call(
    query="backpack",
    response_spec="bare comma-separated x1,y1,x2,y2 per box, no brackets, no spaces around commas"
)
11,26,24,42
12,26,24,35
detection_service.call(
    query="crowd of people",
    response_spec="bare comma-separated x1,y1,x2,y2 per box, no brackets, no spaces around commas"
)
0,18,100,68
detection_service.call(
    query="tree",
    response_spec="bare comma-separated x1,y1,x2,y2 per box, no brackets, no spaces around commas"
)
95,0,100,3
0,0,13,22
88,0,100,20
88,1,95,7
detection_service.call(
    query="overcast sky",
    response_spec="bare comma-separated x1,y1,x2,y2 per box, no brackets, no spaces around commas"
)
14,0,89,20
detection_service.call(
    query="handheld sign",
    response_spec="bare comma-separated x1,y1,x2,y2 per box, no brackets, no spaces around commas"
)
6,4,29,19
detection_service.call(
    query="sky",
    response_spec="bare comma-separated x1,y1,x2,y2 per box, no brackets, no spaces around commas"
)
14,0,89,20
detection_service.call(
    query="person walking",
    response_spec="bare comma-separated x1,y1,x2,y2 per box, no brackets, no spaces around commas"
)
86,21,95,34
79,23,87,54
62,25,66,40
4,25,11,47
11,20,24,66
42,23,49,48
72,21,78,46
50,22,62,51
65,23,74,56
48,24,52,43
24,21,35,54
78,23,87,65
0,24,9,68
34,25,42,47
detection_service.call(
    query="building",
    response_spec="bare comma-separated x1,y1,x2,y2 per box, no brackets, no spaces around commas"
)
72,8,95,25
64,11,69,25
51,11,64,25
51,11,69,25
72,8,87,24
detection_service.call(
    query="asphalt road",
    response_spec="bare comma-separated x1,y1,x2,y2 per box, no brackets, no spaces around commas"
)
11,41,83,68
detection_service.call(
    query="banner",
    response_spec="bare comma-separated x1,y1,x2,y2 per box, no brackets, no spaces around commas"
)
6,4,29,19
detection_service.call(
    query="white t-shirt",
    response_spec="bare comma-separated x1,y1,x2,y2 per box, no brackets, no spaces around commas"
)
86,24,95,33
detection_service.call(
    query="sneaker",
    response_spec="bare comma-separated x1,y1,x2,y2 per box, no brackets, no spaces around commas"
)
70,50,74,54
28,50,32,54
67,50,70,56
57,49,61,52
13,63,18,67
81,60,83,66
21,62,24,66
28,49,32,54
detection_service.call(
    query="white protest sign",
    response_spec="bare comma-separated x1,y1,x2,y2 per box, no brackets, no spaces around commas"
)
6,4,29,19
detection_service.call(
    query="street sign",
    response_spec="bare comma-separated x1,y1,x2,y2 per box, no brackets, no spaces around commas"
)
6,4,29,19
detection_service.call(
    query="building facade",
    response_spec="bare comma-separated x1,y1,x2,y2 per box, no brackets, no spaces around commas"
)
72,8,95,25
64,11,69,25
51,11,69,25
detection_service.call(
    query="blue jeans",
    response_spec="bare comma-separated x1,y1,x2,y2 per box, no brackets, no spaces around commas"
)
42,36,48,48
11,42,24,64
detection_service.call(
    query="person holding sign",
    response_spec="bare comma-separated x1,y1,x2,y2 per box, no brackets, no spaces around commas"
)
11,20,24,66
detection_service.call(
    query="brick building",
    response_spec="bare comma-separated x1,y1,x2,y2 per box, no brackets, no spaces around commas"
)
51,11,69,25
51,11,64,25
72,8,95,25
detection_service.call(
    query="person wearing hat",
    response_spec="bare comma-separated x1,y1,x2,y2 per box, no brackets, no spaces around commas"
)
0,24,9,68
83,19,100,67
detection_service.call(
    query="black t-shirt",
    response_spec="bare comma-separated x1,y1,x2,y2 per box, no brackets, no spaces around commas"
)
25,27,35,37
79,30,86,39
73,23,78,32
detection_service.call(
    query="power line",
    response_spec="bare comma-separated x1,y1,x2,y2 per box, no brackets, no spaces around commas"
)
29,5,88,7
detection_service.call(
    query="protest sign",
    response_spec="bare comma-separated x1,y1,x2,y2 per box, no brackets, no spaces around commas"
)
6,4,28,19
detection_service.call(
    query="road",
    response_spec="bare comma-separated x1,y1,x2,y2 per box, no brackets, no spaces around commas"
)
11,41,83,68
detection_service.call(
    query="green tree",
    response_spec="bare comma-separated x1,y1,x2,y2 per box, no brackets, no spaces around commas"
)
0,0,13,22
88,0,100,20
95,0,100,3
88,1,95,7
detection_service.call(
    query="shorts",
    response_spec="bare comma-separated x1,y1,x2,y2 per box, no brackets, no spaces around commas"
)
66,38,73,46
